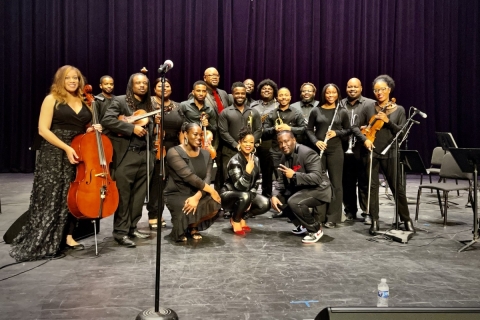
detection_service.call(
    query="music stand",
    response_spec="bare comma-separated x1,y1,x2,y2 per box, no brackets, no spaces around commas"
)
448,148,480,252
436,132,458,151
398,150,428,205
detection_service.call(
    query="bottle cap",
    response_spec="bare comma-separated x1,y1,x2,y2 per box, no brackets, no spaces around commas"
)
381,278,387,283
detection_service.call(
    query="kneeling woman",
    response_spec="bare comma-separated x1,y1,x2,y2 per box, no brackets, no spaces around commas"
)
164,122,221,242
221,127,271,235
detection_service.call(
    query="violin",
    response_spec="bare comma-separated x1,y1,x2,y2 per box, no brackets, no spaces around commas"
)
200,112,217,159
118,109,162,126
361,98,397,143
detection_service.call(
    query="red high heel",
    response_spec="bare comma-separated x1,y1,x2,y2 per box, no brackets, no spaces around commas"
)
240,219,251,232
230,218,245,236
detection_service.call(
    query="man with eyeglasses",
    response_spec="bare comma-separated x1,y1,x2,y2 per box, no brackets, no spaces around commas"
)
290,82,318,150
340,78,376,222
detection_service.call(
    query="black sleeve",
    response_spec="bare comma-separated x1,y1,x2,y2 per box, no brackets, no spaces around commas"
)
166,147,206,191
290,109,306,136
306,108,319,144
218,110,237,149
334,109,351,138
101,99,135,136
228,158,253,191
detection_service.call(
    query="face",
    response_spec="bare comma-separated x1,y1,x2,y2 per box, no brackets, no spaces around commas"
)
346,79,362,100
278,132,296,155
186,126,203,148
260,85,274,100
132,75,148,98
239,134,255,155
155,81,172,99
64,69,80,93
300,84,315,102
232,87,247,106
324,86,338,105
100,77,114,94
243,79,255,94
373,81,391,104
203,68,220,88
192,84,207,102
277,88,291,107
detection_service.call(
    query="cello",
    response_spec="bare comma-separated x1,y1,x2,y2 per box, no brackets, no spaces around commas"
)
67,85,119,249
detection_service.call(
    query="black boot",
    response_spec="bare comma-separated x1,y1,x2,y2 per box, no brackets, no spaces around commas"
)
404,220,416,233
369,220,379,235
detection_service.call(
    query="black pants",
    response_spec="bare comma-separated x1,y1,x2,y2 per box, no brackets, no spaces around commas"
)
361,153,411,222
277,188,330,233
113,150,153,238
146,159,166,220
321,143,344,223
221,191,271,222
257,141,274,197
342,145,367,216
221,146,237,182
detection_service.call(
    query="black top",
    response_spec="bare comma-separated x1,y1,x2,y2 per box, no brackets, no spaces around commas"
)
224,152,261,193
218,105,262,150
307,106,350,148
263,105,306,152
151,98,184,149
180,98,217,133
290,100,320,123
129,98,150,148
94,93,115,124
51,101,92,131
251,99,278,122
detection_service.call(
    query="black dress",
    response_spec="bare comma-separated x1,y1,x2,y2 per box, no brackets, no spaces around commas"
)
10,101,91,262
164,146,221,241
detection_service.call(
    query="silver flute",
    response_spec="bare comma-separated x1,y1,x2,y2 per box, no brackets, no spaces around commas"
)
345,111,357,154
319,101,341,159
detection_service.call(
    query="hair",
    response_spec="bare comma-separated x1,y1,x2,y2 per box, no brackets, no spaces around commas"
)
231,81,246,92
277,130,295,139
320,83,342,105
153,77,172,88
300,82,317,92
125,73,153,112
100,75,113,84
50,65,85,104
257,78,278,98
372,74,395,91
181,122,201,133
237,126,254,142
192,80,207,90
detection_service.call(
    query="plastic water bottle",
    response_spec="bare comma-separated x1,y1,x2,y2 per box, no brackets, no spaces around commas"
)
377,278,389,307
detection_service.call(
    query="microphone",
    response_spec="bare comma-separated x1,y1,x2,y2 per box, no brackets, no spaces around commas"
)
412,107,427,118
158,60,173,74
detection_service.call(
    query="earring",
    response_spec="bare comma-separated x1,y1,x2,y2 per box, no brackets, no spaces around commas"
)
237,145,241,151
252,147,257,154
184,137,189,145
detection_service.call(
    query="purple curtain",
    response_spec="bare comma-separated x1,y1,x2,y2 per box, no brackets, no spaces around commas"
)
1,0,479,172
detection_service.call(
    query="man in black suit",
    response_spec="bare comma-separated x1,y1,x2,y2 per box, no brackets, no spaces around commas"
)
271,131,332,243
102,73,155,247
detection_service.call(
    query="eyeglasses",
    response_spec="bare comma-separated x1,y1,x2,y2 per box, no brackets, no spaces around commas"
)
373,87,389,94
205,74,219,78
301,90,314,93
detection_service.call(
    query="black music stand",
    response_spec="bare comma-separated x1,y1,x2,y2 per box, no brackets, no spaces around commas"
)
399,150,428,205
449,148,480,252
436,132,458,151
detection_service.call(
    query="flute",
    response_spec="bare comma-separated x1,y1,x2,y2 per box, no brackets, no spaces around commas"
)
319,101,341,159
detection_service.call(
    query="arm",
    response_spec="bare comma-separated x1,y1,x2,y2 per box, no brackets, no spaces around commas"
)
101,99,135,136
333,109,351,138
251,109,263,143
294,149,324,187
218,111,238,149
262,112,276,139
207,108,217,132
228,157,254,191
289,110,306,136
166,148,206,191
306,108,319,145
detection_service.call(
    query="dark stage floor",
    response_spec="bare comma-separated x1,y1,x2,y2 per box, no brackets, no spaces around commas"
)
1,173,480,320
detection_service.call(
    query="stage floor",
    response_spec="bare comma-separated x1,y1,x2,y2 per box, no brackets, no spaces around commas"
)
1,173,479,319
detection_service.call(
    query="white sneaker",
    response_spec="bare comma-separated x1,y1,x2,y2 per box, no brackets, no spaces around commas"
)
302,229,324,243
291,225,307,235
363,214,372,225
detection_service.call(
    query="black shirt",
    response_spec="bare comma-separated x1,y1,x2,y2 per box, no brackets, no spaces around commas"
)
307,106,350,149
180,98,217,133
218,105,262,149
263,105,306,152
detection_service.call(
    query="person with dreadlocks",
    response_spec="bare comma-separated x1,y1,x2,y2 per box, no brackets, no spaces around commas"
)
102,72,155,248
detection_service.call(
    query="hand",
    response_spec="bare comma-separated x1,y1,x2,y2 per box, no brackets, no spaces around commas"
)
375,112,389,123
65,146,79,164
245,153,255,174
316,140,328,151
154,114,161,124
271,196,283,212
92,124,102,132
133,125,147,137
201,118,209,127
183,197,200,215
210,190,221,204
364,139,374,151
326,130,336,139
278,164,295,179
275,123,291,131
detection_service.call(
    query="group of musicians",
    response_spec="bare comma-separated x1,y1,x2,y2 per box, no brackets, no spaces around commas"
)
9,66,416,261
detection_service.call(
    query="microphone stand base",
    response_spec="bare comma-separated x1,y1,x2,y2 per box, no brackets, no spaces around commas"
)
136,307,178,320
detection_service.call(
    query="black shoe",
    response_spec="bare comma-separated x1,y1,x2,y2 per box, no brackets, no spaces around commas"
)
369,220,379,235
324,222,336,228
271,212,286,218
345,213,356,221
129,230,151,239
115,236,136,247
66,243,85,251
223,211,232,219
404,220,416,233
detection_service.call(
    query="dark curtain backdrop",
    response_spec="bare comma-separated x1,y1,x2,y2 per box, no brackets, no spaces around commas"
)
1,0,479,172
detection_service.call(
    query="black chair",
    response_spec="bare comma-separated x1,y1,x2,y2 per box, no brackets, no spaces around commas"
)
415,153,473,227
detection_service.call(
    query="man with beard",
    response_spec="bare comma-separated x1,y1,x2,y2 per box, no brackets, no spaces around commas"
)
218,82,262,217
290,82,318,150
180,81,217,133
95,75,115,122
251,79,279,198
340,78,375,222
272,131,332,243
263,87,306,218
243,79,255,107
102,73,155,247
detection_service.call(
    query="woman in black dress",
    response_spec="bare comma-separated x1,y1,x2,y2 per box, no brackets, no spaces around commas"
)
307,84,350,228
164,122,221,242
147,78,184,230
220,127,271,235
10,65,101,262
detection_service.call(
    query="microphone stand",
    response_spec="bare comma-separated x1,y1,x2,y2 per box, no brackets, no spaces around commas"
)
137,69,178,320
380,112,420,231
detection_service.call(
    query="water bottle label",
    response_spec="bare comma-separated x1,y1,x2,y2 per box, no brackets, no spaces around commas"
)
378,290,389,298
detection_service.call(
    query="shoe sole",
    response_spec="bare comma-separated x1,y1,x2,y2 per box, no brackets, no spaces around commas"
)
302,233,324,243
